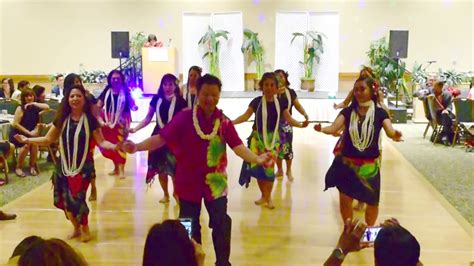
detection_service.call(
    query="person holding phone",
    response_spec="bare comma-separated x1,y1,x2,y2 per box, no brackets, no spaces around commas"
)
122,74,272,266
324,218,422,266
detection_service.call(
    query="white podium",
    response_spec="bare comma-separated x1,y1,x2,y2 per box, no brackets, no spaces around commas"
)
142,47,178,94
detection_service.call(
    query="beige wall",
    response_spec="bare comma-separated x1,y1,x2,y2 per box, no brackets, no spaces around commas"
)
0,0,472,76
0,1,3,74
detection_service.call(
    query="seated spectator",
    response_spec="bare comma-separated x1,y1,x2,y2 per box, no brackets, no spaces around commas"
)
32,85,47,103
0,210,16,220
433,81,455,145
143,34,163,48
17,237,87,266
0,141,15,185
10,89,49,177
413,74,437,100
51,74,64,97
143,220,205,266
467,81,474,100
1,77,15,99
324,218,422,266
12,80,30,101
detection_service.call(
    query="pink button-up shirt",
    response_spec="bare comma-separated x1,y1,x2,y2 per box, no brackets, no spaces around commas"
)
159,108,243,203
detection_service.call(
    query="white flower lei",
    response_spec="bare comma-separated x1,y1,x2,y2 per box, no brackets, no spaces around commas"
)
257,95,280,150
349,101,375,151
192,104,220,140
156,96,176,128
103,88,125,128
183,85,197,108
60,114,90,177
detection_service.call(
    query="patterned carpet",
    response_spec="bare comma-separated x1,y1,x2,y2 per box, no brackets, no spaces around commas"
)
0,157,55,206
390,123,474,225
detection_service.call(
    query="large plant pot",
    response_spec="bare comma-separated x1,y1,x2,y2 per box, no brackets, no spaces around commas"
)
253,78,261,91
301,79,315,92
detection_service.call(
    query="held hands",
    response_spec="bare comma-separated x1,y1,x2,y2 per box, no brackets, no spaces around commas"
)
300,120,309,128
314,123,322,132
128,128,137,134
14,134,28,144
256,151,275,167
122,140,138,154
336,218,369,255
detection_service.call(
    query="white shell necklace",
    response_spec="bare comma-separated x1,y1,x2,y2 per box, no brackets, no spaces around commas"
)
349,101,375,151
60,114,90,177
192,104,220,140
184,85,197,108
103,88,125,128
257,95,280,150
156,95,176,128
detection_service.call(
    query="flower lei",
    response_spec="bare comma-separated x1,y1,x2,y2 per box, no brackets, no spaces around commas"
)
103,88,125,128
349,100,375,151
257,95,280,150
192,104,220,140
60,114,90,177
156,96,176,128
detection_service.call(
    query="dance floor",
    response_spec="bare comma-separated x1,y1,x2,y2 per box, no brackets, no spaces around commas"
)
0,123,472,265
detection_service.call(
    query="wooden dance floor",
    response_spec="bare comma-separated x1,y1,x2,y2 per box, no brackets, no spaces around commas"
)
0,123,472,265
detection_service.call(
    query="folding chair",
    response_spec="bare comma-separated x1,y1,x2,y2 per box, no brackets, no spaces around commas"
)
452,98,474,146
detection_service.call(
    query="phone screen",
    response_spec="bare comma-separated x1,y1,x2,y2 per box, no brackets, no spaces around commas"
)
360,226,382,243
180,218,193,239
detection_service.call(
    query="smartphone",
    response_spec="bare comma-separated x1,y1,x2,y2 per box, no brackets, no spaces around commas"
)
179,218,193,239
360,226,382,243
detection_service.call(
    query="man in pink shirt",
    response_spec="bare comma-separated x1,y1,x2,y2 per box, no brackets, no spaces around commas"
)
123,74,271,266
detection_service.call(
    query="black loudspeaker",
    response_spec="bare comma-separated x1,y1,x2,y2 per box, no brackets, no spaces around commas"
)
111,31,130,58
389,30,409,59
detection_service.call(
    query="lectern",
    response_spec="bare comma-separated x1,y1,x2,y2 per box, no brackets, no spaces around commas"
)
142,47,178,94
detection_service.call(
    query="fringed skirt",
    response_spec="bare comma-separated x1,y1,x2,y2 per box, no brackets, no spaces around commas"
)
52,161,95,225
325,155,381,206
239,131,280,187
146,126,176,184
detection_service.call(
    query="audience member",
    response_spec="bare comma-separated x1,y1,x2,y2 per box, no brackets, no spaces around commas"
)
144,34,163,48
51,74,64,97
0,140,15,185
1,77,15,99
17,238,88,266
10,88,49,177
324,218,422,266
12,80,30,101
143,220,205,266
0,210,16,220
32,85,47,103
414,74,437,100
10,236,43,259
467,80,474,100
433,81,455,145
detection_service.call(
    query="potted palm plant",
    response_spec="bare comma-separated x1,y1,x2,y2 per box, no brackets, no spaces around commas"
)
291,31,325,91
241,29,265,90
438,69,468,87
198,26,230,78
367,37,412,104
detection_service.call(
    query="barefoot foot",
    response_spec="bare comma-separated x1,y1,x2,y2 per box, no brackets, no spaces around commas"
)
254,198,266,205
159,196,170,204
